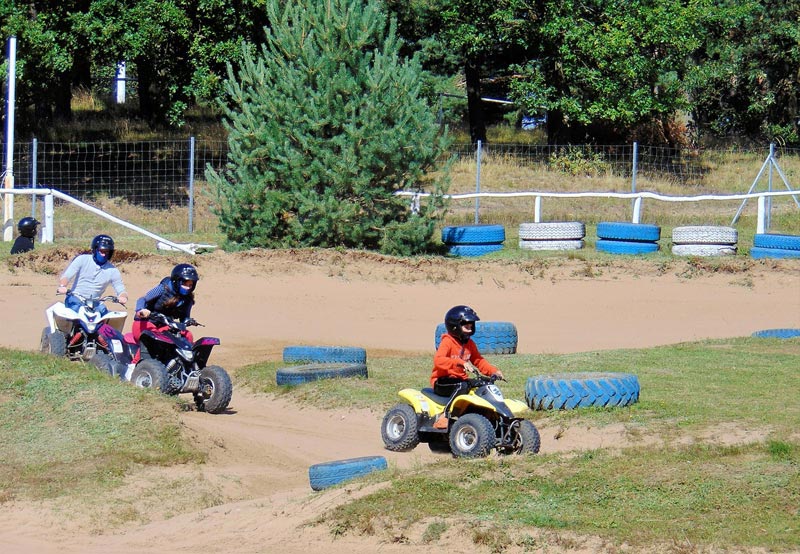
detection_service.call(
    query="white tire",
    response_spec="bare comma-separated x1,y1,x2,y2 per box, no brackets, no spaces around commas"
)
672,226,738,245
672,244,737,257
519,222,585,240
519,239,584,251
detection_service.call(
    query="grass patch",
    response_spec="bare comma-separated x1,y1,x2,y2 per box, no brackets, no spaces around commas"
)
237,336,800,550
0,348,203,502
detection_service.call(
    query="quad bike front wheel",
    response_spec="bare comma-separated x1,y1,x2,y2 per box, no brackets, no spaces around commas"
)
130,359,169,393
449,413,496,458
40,327,67,357
194,365,233,414
515,420,541,455
381,403,420,451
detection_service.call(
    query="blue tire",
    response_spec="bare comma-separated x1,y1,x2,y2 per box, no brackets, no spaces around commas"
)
435,321,518,354
283,345,367,364
751,328,800,339
753,233,800,250
441,224,505,245
447,243,504,257
750,246,800,259
596,239,659,255
597,222,661,242
525,372,640,410
308,455,388,491
276,363,368,386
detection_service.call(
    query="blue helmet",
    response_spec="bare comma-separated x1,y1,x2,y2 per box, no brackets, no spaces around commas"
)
170,263,199,296
444,305,480,342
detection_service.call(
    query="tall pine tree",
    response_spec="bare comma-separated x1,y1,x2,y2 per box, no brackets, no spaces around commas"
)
207,0,451,255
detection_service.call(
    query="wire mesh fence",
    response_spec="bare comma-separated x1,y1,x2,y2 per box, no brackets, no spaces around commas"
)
2,138,798,245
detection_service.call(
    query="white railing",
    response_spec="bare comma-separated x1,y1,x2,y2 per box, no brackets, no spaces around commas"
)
398,189,800,235
0,187,198,254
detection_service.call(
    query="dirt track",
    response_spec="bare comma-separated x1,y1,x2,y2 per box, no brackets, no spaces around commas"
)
1,249,798,553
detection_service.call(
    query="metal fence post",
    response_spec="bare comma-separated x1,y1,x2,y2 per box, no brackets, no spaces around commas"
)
475,140,481,224
31,138,38,218
188,136,195,233
631,141,638,214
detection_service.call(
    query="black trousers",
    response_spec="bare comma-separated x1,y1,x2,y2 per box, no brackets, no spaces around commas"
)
434,377,470,399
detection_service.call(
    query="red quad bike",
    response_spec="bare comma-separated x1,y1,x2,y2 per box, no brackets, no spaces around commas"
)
381,365,541,458
123,313,233,414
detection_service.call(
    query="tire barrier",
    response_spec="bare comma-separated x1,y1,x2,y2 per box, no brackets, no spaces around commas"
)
276,363,368,386
441,224,505,257
751,233,800,259
751,328,800,339
596,222,660,255
282,345,367,364
308,455,388,491
518,221,585,251
525,372,640,410
671,225,738,257
435,321,518,354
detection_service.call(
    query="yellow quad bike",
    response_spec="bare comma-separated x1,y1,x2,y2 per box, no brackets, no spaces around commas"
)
381,365,541,458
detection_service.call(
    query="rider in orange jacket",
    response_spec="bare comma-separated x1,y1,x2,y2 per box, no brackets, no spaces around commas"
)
431,305,503,397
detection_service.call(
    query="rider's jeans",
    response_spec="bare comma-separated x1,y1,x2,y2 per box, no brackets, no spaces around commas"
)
65,293,107,316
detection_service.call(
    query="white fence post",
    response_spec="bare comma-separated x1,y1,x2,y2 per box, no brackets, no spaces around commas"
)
632,197,642,223
534,195,542,223
756,195,766,234
43,193,54,243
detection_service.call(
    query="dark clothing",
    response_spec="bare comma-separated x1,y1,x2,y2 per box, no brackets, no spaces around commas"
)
135,277,194,322
10,236,35,254
433,376,472,398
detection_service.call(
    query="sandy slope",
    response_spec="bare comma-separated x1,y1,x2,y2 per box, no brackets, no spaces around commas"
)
0,249,797,553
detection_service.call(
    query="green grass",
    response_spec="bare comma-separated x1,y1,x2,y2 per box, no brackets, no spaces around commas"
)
237,336,800,550
0,349,203,502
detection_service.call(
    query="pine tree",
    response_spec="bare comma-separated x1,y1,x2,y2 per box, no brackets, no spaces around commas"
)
206,0,451,255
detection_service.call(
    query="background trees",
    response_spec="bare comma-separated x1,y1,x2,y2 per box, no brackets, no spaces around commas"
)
206,0,451,254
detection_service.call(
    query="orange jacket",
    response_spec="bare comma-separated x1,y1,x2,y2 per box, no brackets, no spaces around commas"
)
431,332,499,386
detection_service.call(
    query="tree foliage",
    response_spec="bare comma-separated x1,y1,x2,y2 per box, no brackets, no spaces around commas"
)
206,0,451,255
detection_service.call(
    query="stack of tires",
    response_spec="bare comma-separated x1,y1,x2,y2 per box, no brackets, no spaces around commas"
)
434,321,518,354
750,233,800,259
441,224,505,257
671,225,738,257
596,222,660,255
276,345,368,386
518,221,585,251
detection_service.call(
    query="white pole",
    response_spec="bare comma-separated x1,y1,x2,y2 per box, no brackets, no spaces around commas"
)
43,193,54,243
534,195,542,223
756,195,766,234
632,197,642,223
474,140,481,224
3,35,17,242
115,61,126,104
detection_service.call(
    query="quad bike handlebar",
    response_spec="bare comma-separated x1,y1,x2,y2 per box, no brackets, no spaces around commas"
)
465,362,506,385
61,292,126,307
147,312,205,331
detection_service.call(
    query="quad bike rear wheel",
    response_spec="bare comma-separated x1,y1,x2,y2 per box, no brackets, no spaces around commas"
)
449,413,496,458
194,365,233,414
381,403,420,451
130,359,169,393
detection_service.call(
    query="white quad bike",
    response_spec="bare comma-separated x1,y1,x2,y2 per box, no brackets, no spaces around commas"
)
41,293,129,377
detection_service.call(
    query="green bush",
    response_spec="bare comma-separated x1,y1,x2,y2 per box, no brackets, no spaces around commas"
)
207,0,451,255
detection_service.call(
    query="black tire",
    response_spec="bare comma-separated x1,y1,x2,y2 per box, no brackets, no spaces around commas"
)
282,345,367,364
597,222,661,242
515,420,541,455
596,239,659,255
525,372,640,410
276,363,368,386
44,328,67,357
751,328,800,339
39,326,50,354
91,351,120,377
449,413,496,458
381,404,420,452
195,365,233,414
441,224,505,245
435,321,518,354
130,359,169,393
308,456,388,491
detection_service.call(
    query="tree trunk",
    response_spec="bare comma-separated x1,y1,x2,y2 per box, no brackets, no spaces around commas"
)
465,59,486,146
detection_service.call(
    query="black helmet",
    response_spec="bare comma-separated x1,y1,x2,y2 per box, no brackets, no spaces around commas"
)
444,305,480,343
17,217,39,238
171,263,199,295
91,234,115,264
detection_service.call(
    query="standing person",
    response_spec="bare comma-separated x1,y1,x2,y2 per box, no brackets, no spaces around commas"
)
10,217,39,254
131,263,199,362
57,234,128,314
431,305,504,426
